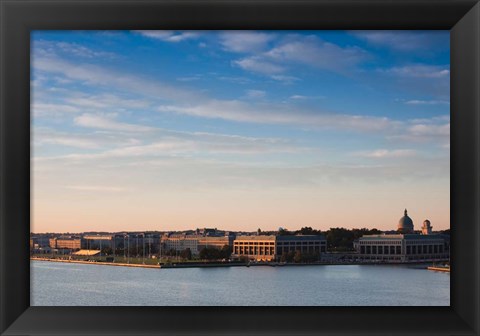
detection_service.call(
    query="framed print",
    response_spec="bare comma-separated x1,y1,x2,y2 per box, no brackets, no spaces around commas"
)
1,0,479,335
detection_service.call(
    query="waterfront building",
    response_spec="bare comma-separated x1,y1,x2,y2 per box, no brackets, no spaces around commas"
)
161,230,235,256
198,235,235,251
161,233,201,255
82,234,115,250
232,235,327,261
354,209,450,262
49,236,82,250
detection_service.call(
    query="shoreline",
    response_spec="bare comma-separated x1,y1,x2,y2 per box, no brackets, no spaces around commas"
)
30,257,448,269
31,257,161,269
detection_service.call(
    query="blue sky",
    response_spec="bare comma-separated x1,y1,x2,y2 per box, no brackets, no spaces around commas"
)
31,31,450,233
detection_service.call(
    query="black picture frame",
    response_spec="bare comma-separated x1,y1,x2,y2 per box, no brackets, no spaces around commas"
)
1,0,479,335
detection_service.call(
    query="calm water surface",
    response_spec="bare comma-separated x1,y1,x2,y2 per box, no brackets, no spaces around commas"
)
31,260,449,306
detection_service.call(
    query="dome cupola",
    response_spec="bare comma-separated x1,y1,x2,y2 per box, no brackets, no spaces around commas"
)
398,209,414,234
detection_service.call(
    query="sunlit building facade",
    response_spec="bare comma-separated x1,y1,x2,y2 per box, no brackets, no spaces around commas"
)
232,235,326,261
354,209,450,262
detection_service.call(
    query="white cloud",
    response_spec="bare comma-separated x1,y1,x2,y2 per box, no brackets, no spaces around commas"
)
74,113,155,133
354,149,417,159
352,31,449,52
35,134,98,149
387,118,450,145
33,40,116,59
231,34,369,77
134,30,200,42
220,31,275,53
158,99,400,133
233,57,285,75
264,37,369,73
383,65,450,79
408,123,450,138
405,99,449,105
32,103,81,117
65,94,150,110
245,90,266,99
290,95,325,100
270,75,300,84
33,56,198,102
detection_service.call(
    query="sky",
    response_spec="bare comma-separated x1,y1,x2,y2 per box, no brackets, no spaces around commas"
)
31,30,450,233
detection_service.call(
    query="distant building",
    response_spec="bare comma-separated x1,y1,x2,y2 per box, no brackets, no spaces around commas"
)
49,236,82,250
232,235,326,261
198,235,235,251
397,209,414,234
82,234,115,250
161,230,235,256
162,233,201,255
421,219,433,235
232,235,276,261
354,209,450,262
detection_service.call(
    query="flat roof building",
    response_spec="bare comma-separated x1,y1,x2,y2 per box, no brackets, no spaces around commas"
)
232,234,326,261
49,236,82,250
354,210,450,262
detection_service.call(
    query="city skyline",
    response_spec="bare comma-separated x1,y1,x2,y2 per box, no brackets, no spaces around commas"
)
32,30,450,233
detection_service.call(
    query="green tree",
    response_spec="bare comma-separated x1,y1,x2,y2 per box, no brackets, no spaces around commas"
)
101,246,113,255
278,228,294,236
220,245,233,259
179,248,192,260
296,227,323,235
199,247,222,260
294,250,302,263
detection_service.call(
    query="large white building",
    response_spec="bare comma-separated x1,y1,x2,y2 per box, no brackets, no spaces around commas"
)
232,234,327,261
354,209,450,262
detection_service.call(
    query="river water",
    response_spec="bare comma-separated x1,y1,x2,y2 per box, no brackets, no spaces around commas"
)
31,260,449,306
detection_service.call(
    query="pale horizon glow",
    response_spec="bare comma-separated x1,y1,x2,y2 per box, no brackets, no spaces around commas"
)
31,30,450,233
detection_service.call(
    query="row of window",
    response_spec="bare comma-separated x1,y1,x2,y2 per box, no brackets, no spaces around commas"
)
361,245,402,255
234,242,275,245
360,244,446,255
277,241,325,246
234,247,275,255
359,241,401,245
234,245,327,256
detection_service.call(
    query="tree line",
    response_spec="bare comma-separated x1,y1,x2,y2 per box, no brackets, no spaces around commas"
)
277,226,382,252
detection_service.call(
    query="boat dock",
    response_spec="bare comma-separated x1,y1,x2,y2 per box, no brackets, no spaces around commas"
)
427,265,450,273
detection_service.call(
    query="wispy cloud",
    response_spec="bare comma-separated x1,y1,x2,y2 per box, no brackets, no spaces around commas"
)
158,99,400,133
35,133,99,149
231,34,369,78
382,65,449,79
134,30,201,42
388,118,450,145
245,90,266,99
32,102,81,118
264,36,369,73
270,75,300,84
220,31,275,53
233,57,285,75
33,56,199,102
289,95,325,100
353,149,417,159
33,40,117,59
404,99,449,105
66,185,127,192
74,113,155,133
352,31,449,52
